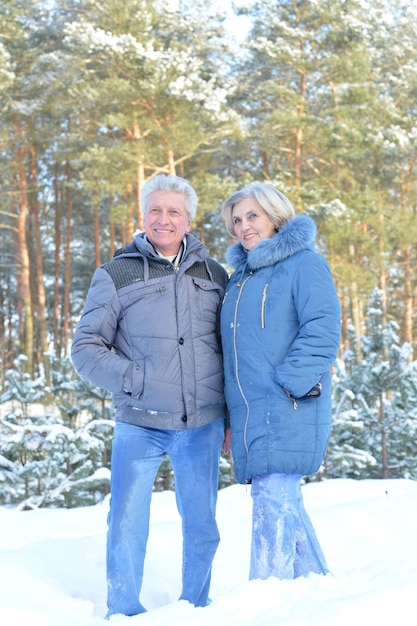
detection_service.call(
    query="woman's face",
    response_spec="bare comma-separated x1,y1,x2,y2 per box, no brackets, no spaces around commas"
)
231,197,276,250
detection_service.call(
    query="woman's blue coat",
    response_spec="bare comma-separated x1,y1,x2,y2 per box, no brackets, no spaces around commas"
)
220,215,341,484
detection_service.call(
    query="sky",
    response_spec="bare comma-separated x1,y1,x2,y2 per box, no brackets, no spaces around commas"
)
217,1,252,42
167,0,252,43
0,478,416,625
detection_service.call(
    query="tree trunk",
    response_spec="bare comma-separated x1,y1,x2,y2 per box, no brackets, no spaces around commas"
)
378,212,387,329
61,160,73,356
16,132,34,373
109,220,116,260
136,160,144,232
349,243,362,350
167,149,176,175
12,177,25,350
30,145,49,376
93,193,101,268
379,395,389,479
108,192,116,259
403,247,413,350
293,59,306,187
53,162,62,357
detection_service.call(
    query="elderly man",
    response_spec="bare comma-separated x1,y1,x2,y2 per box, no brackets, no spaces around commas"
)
71,174,230,617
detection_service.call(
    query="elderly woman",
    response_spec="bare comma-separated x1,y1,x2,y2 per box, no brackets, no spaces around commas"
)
220,182,341,580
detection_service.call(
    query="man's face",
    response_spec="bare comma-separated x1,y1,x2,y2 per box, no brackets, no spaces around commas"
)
144,190,191,257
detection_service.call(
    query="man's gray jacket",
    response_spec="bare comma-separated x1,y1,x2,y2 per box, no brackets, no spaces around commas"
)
71,232,229,429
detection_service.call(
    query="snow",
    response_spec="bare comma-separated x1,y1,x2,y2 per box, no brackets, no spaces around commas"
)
0,478,416,625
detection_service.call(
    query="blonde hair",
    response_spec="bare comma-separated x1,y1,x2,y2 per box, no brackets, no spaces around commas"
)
221,182,295,238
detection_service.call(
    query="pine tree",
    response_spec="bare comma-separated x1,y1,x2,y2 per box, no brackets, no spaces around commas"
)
0,355,114,507
326,289,417,479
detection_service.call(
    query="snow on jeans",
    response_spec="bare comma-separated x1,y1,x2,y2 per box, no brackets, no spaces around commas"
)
106,419,224,617
250,473,329,580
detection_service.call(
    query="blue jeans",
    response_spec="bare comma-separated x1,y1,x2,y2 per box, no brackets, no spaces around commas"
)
106,420,224,617
250,473,329,580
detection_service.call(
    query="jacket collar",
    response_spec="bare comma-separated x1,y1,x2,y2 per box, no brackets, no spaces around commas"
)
226,214,316,271
130,232,208,262
142,234,186,265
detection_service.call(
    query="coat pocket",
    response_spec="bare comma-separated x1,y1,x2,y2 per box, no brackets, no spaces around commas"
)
192,276,221,322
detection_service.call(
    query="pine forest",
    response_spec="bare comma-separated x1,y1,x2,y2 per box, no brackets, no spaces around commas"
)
1,0,417,508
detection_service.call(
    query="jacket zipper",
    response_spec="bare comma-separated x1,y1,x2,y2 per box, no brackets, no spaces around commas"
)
233,272,253,454
261,283,269,329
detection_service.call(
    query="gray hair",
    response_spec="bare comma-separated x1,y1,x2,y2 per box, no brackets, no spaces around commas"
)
141,174,198,221
221,182,296,238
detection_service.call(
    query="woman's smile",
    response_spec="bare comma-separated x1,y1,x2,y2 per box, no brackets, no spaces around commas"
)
232,197,276,250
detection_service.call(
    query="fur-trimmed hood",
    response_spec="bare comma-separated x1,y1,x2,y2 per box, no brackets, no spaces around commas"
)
226,214,316,270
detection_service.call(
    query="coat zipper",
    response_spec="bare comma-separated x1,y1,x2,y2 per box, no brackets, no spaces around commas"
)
233,272,253,454
261,283,269,329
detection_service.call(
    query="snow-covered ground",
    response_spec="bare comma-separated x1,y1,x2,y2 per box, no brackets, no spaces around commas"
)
0,478,416,625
